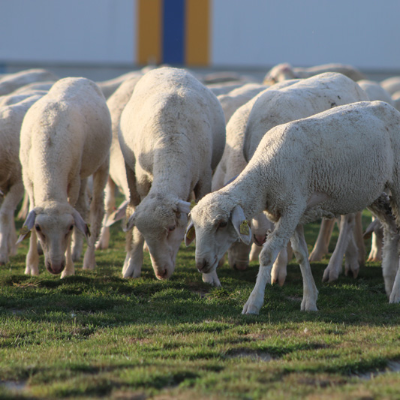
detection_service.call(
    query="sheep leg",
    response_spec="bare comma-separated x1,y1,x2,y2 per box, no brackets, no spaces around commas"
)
202,270,221,286
25,229,39,276
61,236,74,278
0,182,24,264
96,176,116,250
72,178,88,262
122,225,144,278
82,159,108,270
367,194,399,297
367,216,383,262
344,232,359,278
290,224,319,311
242,212,299,315
309,218,335,262
271,243,292,286
354,211,366,267
322,213,357,282
17,191,29,220
249,243,262,262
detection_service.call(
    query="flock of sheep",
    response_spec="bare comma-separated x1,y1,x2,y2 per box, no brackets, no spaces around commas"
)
2,62,400,315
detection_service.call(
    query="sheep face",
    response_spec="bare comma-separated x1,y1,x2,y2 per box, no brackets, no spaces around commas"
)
187,196,252,275
18,206,89,275
126,196,191,280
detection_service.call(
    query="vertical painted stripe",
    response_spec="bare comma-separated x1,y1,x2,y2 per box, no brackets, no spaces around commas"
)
162,0,185,64
185,0,210,66
137,0,162,65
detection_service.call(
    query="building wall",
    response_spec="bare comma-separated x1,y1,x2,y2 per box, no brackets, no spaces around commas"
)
0,0,399,70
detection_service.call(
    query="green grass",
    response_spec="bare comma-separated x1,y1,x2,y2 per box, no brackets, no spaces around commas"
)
1,213,400,399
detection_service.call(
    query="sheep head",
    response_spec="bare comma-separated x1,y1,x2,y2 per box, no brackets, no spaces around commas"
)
17,203,89,275
186,192,252,275
125,194,191,280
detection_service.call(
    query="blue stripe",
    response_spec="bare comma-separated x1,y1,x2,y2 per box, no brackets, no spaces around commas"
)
162,0,185,64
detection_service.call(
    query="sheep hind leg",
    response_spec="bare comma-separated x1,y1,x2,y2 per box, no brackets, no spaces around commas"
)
242,211,300,315
271,243,291,286
367,193,399,298
82,159,108,271
309,218,335,262
96,177,115,250
322,214,357,282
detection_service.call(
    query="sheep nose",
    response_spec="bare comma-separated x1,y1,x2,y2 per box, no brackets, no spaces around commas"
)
253,234,266,246
197,259,209,272
46,260,65,275
233,262,248,271
156,268,169,280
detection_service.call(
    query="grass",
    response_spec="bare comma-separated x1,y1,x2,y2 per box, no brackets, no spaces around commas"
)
1,212,400,399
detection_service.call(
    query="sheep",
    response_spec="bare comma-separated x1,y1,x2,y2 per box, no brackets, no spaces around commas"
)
381,76,400,95
263,63,365,85
188,101,400,314
243,73,369,283
18,77,112,277
96,75,143,250
217,83,268,123
96,71,143,99
11,81,54,95
0,90,48,108
392,91,400,112
207,82,245,96
119,67,225,284
0,69,58,96
357,80,394,106
0,94,44,264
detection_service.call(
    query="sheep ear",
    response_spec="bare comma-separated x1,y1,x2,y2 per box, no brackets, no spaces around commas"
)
363,218,381,239
72,209,90,238
124,213,136,232
16,209,37,244
185,217,196,246
231,205,252,245
176,200,191,215
105,200,128,227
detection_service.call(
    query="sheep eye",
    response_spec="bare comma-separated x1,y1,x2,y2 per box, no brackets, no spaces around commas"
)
218,220,228,228
35,224,41,232
69,225,74,231
168,226,176,232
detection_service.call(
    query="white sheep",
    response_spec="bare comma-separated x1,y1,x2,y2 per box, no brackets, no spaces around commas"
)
18,77,112,277
392,91,400,112
96,71,143,100
243,72,369,283
217,83,268,123
381,76,400,95
357,80,394,106
263,63,365,85
119,67,225,284
11,81,54,95
96,75,143,250
0,90,48,108
207,82,245,96
0,94,44,264
0,69,58,96
188,101,400,314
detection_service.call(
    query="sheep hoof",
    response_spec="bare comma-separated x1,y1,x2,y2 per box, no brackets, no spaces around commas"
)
301,299,318,311
322,267,339,283
389,291,400,304
242,303,260,315
278,276,286,287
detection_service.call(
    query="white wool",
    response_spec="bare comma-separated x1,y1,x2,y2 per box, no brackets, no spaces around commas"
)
191,101,400,314
119,67,225,282
357,80,394,105
381,76,400,95
20,77,112,278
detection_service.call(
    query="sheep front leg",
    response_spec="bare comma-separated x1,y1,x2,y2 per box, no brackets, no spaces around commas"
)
72,178,88,262
61,236,74,278
290,225,318,311
122,225,144,278
322,214,357,282
0,182,24,264
242,213,298,315
25,229,39,276
271,243,292,286
202,270,221,287
83,160,108,270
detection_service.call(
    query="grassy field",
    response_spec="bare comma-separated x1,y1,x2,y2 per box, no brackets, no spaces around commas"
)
1,213,400,399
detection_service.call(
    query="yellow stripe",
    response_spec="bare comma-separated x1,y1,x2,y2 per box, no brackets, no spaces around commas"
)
185,0,210,66
137,0,162,65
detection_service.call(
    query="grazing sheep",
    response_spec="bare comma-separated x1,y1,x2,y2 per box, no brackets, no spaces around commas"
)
18,77,112,278
188,101,400,313
381,77,400,95
96,71,143,99
357,80,394,105
119,67,225,284
0,95,44,264
243,73,369,283
0,90,48,108
0,69,58,96
263,63,365,85
217,83,268,123
96,75,143,250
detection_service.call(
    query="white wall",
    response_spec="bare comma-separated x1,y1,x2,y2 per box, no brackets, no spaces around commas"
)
211,0,400,69
0,0,135,64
